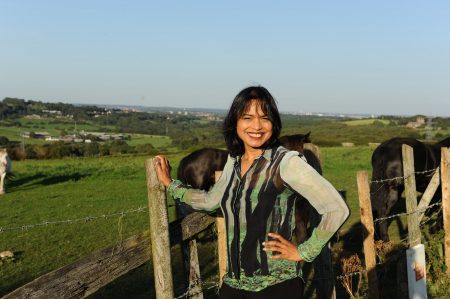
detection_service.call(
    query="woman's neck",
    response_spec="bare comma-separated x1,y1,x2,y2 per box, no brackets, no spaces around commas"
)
242,147,264,162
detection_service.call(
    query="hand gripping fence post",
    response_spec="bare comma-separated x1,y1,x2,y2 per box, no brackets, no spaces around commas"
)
146,158,174,299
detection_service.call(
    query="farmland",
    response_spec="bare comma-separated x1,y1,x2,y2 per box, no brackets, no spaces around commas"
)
0,147,374,297
3,144,448,298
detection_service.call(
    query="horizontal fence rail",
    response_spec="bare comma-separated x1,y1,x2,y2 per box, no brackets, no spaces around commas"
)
2,212,215,299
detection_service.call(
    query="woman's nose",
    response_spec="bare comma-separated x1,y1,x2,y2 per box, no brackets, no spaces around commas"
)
252,118,262,129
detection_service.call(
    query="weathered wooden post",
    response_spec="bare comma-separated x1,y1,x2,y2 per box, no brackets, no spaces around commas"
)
215,171,227,286
186,238,203,299
402,145,421,247
357,170,379,299
441,147,450,275
146,158,174,299
402,144,428,299
417,168,440,222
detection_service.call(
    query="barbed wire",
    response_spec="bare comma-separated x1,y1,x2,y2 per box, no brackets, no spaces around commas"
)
174,280,218,299
370,167,438,185
373,201,441,223
0,206,147,234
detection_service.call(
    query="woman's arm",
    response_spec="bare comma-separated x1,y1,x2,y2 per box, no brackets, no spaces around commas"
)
279,151,350,262
155,155,233,212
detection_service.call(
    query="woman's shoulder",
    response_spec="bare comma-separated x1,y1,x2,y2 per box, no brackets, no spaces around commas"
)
273,145,301,157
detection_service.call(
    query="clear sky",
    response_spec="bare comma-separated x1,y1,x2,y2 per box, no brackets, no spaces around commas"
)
1,1,449,116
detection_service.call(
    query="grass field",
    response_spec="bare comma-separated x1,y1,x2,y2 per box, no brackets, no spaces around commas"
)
342,119,390,126
0,146,446,298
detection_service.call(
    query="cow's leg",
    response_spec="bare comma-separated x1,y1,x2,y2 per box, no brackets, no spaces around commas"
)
378,187,399,241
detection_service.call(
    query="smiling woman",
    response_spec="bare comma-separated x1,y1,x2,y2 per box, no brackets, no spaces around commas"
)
155,86,349,299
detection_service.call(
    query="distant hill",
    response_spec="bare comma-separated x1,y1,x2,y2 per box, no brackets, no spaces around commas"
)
88,104,228,115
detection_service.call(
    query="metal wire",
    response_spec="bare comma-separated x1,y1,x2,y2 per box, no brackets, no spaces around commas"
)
0,206,147,234
373,201,442,223
174,281,218,299
369,167,438,185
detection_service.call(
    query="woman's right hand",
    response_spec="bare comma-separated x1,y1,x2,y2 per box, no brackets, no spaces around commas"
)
155,155,172,187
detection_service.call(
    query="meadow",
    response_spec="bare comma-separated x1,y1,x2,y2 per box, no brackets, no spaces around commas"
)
0,146,447,298
0,146,370,296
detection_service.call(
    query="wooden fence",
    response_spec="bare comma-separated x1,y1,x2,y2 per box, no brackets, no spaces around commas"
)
356,145,450,299
4,146,449,299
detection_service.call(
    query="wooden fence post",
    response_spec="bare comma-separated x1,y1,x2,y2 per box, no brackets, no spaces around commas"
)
417,168,440,222
215,171,227,286
402,144,421,247
146,158,174,299
441,147,450,275
186,239,203,299
357,171,379,299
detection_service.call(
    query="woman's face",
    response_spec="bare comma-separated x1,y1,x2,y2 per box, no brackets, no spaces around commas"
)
236,100,273,152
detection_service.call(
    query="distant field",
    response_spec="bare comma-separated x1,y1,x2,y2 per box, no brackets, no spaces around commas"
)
343,118,390,126
0,118,171,148
126,134,171,148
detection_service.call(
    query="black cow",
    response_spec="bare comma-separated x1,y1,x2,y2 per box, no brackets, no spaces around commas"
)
370,137,450,241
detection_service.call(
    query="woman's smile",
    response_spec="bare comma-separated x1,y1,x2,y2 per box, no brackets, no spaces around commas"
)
237,100,273,152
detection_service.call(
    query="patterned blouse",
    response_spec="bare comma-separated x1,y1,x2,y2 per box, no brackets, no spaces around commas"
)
167,145,349,291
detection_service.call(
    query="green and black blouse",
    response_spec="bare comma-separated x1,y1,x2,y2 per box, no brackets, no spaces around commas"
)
168,145,349,291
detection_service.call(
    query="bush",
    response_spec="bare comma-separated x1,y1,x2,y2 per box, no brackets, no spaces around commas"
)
135,143,156,154
0,136,9,146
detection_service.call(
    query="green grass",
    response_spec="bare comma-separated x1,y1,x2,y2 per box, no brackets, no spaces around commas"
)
0,148,370,297
0,147,447,298
127,134,171,148
0,151,201,296
342,119,390,126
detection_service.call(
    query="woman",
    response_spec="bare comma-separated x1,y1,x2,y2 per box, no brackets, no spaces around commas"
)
156,86,349,299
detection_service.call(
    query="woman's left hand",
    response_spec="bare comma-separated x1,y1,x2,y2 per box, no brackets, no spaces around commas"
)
263,233,304,262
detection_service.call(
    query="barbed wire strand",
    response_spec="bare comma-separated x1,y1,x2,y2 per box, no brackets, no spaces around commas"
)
369,167,439,185
174,280,218,299
0,206,147,234
373,201,441,223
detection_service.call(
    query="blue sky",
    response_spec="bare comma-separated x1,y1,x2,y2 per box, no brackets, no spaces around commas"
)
1,1,449,116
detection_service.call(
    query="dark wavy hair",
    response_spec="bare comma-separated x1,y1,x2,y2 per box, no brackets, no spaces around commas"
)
223,86,282,157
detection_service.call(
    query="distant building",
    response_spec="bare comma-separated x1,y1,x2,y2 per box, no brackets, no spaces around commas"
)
406,116,426,129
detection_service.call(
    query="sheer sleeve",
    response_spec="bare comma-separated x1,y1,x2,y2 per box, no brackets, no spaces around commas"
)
167,155,235,212
280,151,349,262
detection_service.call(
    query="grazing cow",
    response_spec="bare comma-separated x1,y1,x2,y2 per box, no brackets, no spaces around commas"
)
370,137,450,241
0,148,12,195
